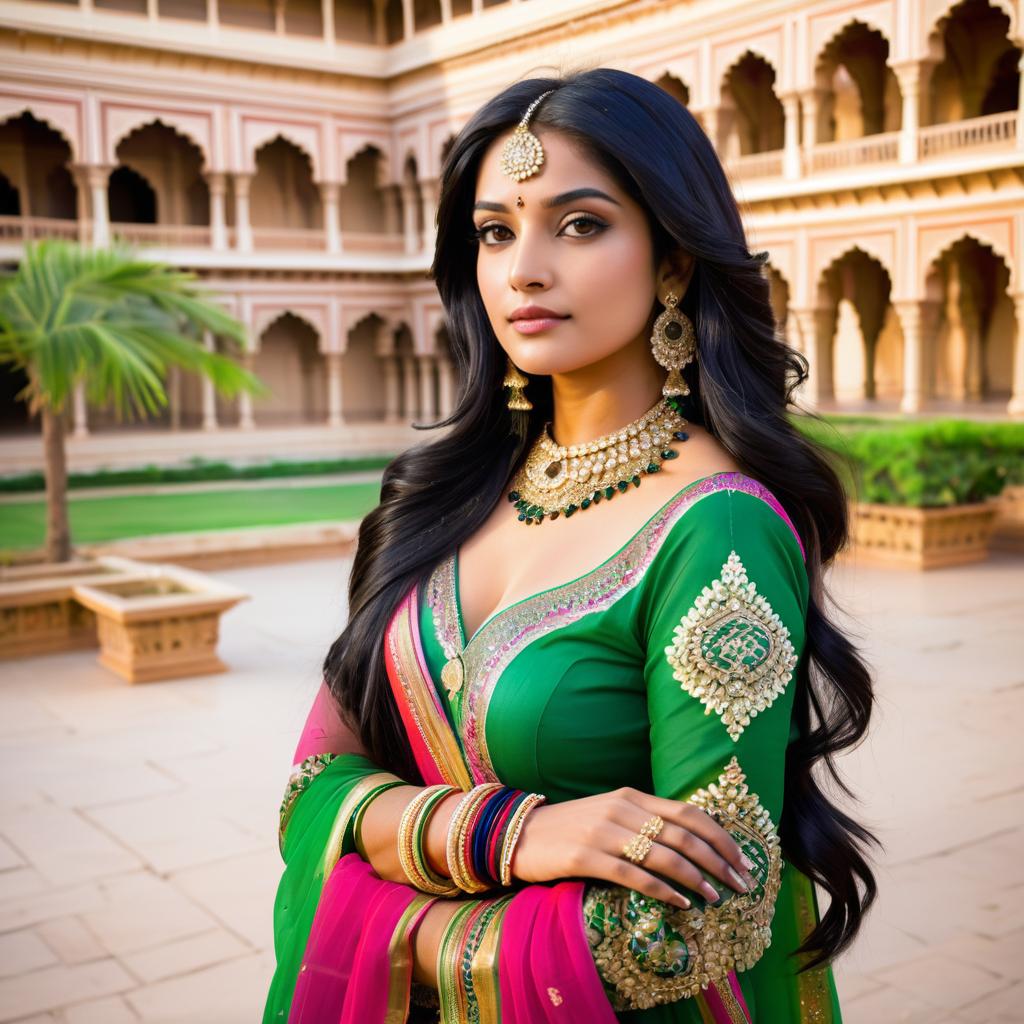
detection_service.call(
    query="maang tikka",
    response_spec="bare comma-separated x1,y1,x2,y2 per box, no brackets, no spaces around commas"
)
500,89,555,412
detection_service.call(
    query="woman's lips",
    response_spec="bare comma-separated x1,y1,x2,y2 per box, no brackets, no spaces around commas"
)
511,316,569,335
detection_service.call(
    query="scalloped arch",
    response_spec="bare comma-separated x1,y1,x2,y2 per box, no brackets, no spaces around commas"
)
922,230,1016,294
721,47,781,91
928,0,1018,43
0,103,79,161
250,129,320,181
815,17,894,77
253,307,324,345
112,116,208,168
815,242,895,295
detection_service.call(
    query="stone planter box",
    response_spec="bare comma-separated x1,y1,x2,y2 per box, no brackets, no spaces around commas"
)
849,501,998,569
0,556,151,659
990,484,1024,553
71,564,248,683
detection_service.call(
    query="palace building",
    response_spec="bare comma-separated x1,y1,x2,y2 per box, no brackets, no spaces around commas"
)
1,0,1022,474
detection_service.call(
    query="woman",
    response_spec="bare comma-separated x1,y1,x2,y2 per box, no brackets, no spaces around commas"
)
263,68,879,1023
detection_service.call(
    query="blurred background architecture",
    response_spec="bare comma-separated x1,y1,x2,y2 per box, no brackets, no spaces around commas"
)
0,0,1022,478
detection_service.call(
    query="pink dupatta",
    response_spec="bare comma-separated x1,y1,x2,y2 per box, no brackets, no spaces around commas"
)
289,580,754,1023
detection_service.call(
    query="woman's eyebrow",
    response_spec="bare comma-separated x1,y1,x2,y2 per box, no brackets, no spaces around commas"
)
473,187,622,213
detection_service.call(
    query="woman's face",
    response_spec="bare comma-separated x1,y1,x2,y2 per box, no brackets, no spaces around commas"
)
472,127,689,377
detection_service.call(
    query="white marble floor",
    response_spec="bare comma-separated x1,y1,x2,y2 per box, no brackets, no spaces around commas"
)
0,548,1021,1023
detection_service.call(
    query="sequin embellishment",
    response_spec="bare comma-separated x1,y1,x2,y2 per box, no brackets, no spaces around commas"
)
582,756,783,1010
665,550,796,741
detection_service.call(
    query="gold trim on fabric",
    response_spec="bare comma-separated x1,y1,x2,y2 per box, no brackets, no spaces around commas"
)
794,871,833,1024
385,894,437,1024
582,756,783,1011
470,895,513,1023
321,771,402,872
433,477,770,782
389,591,472,791
664,550,798,741
716,980,751,1024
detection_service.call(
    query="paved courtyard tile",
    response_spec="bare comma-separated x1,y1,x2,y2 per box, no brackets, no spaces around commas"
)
0,549,1020,1022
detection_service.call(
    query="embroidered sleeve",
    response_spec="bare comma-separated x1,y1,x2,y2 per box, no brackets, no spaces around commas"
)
583,487,808,1011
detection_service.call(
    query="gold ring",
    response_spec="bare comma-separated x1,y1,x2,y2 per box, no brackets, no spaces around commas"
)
622,832,654,864
638,814,664,841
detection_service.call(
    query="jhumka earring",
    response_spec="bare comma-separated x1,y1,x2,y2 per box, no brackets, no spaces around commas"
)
650,290,697,397
503,355,532,411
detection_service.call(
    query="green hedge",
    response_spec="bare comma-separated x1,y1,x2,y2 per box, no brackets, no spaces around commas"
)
792,415,1024,507
0,455,392,494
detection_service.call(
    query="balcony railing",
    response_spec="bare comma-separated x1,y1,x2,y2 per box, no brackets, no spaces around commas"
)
250,227,327,250
726,150,784,180
341,231,406,254
110,223,214,247
918,110,1018,159
0,216,81,241
808,131,900,173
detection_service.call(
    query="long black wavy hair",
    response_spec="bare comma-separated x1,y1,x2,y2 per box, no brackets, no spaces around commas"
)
322,66,879,971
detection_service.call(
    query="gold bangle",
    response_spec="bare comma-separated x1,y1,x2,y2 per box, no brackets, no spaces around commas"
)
446,784,503,894
397,785,461,896
499,792,546,886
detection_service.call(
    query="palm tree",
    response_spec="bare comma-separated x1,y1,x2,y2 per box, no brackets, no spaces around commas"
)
0,239,267,563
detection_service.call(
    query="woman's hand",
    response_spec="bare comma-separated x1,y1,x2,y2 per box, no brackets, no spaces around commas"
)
510,787,757,910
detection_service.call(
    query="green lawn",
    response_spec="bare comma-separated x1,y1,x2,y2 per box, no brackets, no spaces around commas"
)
0,482,381,552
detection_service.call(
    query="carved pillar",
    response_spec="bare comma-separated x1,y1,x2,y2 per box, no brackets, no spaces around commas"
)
401,353,418,418
383,354,401,421
438,356,455,417
72,381,89,439
401,0,414,39
790,306,835,406
1008,292,1024,416
86,165,112,247
321,0,334,42
893,60,933,164
1017,51,1024,151
696,107,719,151
800,88,825,153
206,172,227,251
399,182,420,254
319,182,341,253
326,351,344,426
238,351,256,429
201,330,218,431
233,173,253,252
895,299,939,414
781,92,801,179
418,354,437,419
439,0,452,21
419,176,439,252
381,185,402,236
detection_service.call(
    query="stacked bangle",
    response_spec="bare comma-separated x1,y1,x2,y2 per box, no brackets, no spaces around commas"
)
444,783,547,893
398,784,461,896
351,779,406,857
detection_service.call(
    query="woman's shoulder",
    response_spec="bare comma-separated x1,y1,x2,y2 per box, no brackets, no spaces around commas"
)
653,471,805,564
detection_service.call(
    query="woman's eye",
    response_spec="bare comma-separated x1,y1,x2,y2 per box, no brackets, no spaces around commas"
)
472,215,606,245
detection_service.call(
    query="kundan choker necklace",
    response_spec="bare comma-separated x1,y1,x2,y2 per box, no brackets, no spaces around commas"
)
506,395,690,525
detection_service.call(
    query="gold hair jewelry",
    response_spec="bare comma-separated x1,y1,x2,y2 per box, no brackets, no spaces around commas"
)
506,395,689,525
650,290,697,397
502,354,532,411
499,89,556,182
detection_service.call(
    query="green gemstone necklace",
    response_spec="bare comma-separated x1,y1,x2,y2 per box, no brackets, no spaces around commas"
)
506,395,690,525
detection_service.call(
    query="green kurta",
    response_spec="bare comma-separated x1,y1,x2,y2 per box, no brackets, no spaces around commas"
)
417,472,843,1022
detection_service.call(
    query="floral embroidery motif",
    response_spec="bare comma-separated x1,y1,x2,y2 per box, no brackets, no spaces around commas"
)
278,752,338,852
664,550,797,741
582,756,783,1010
